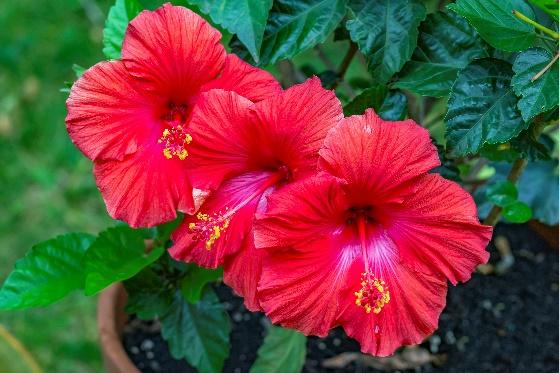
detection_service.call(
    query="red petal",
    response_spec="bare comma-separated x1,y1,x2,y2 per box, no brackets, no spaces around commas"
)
254,173,347,250
250,77,343,180
387,174,492,284
66,61,154,161
169,171,272,268
319,109,440,203
199,54,282,103
187,90,254,190
121,4,225,102
223,231,263,312
338,261,447,357
93,144,194,228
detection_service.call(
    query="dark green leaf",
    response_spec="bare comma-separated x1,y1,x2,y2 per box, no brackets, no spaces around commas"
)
161,288,230,373
393,11,487,97
529,0,559,22
186,0,272,63
233,0,347,65
83,226,164,296
103,0,143,60
0,233,95,310
448,0,536,52
432,142,460,181
512,48,559,122
486,180,518,206
250,326,307,373
481,129,553,162
181,265,223,304
124,267,174,320
445,58,528,156
343,86,407,120
347,0,426,83
502,201,532,223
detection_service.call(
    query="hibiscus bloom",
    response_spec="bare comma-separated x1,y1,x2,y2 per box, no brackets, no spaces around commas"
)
66,3,280,227
254,110,493,356
169,77,344,310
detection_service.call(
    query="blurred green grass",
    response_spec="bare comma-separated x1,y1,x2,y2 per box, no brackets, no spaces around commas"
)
0,0,114,371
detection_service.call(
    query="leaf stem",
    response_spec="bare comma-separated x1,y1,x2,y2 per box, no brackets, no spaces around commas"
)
531,52,559,82
315,45,356,97
483,158,528,226
332,42,358,90
512,10,559,39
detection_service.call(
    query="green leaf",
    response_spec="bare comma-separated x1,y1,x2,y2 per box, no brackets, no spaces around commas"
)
103,0,143,60
250,326,307,373
187,0,272,63
529,0,559,22
347,0,426,84
181,265,223,304
512,48,559,122
486,180,518,206
514,161,559,224
232,0,347,65
124,267,174,320
343,86,408,120
72,64,86,78
0,233,95,310
502,201,532,223
448,0,536,52
160,288,230,373
83,226,164,296
445,58,528,156
393,11,487,97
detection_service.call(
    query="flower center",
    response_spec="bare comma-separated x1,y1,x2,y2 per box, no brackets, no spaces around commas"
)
158,103,192,160
351,211,390,315
189,168,290,250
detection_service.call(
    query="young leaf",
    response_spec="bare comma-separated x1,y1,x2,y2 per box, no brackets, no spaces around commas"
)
502,201,533,223
0,233,95,310
250,326,307,373
160,288,230,373
83,226,164,296
529,0,559,22
347,0,426,84
344,86,408,120
103,0,143,60
445,58,528,156
233,0,347,65
124,267,174,320
448,0,536,52
512,48,559,122
181,265,223,304
486,180,518,206
393,11,487,97
186,0,272,63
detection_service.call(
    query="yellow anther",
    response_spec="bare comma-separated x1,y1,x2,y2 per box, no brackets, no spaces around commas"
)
189,210,230,251
354,271,390,315
159,125,192,160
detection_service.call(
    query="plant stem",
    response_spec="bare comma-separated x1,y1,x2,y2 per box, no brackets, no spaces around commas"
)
314,45,356,97
332,42,358,90
483,158,528,226
532,52,559,82
512,10,559,39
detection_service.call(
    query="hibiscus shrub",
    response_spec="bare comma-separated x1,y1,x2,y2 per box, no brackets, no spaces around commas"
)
1,0,559,371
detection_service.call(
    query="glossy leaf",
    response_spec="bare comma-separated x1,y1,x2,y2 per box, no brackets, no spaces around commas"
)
124,267,174,320
160,288,230,373
502,201,533,223
250,326,307,373
393,11,487,97
445,58,528,156
512,48,559,122
448,0,536,52
344,86,408,120
83,226,164,296
347,0,426,83
0,233,95,310
181,265,223,304
103,0,143,60
486,180,518,206
529,0,559,22
187,0,273,62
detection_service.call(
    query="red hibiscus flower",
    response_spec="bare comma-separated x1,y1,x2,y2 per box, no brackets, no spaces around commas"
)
254,110,493,356
169,77,344,310
66,3,281,227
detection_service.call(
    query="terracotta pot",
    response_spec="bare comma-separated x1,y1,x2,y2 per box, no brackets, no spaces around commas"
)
97,283,139,373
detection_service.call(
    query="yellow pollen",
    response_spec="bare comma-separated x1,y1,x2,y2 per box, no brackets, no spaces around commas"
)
158,125,192,160
188,209,230,250
354,271,390,315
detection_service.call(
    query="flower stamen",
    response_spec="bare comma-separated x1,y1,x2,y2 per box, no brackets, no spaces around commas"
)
354,271,390,314
188,210,230,250
158,125,192,160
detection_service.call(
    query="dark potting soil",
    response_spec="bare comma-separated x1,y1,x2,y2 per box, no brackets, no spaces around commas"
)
122,224,559,373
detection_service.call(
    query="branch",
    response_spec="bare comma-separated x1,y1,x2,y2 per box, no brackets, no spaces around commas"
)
331,42,358,91
532,52,559,82
315,45,356,97
512,10,559,39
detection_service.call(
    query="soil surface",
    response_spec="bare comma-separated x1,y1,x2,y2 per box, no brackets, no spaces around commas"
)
122,224,559,373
